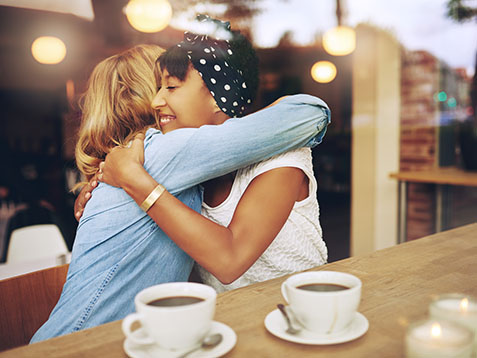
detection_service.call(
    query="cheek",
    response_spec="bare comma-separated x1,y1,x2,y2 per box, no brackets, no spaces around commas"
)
193,95,212,113
199,101,216,120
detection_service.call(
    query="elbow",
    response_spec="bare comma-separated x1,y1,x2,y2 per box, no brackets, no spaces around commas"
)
216,271,240,285
199,236,250,285
215,272,240,285
209,256,245,285
308,107,331,148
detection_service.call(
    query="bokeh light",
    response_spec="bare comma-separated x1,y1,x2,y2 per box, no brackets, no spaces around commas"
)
311,61,337,83
323,26,356,56
31,36,66,64
447,97,457,108
437,91,448,102
125,0,172,33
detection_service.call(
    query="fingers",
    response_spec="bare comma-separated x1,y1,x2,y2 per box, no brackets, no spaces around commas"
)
92,171,100,181
90,179,98,189
75,209,83,221
74,179,97,221
134,132,146,141
98,162,104,181
131,133,145,149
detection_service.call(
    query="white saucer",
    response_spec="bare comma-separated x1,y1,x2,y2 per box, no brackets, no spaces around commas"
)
123,321,237,358
264,309,368,345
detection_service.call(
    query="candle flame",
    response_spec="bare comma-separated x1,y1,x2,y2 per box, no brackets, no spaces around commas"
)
431,323,442,338
460,298,469,312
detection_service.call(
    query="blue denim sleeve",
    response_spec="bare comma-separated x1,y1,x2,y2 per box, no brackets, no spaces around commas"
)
144,94,331,194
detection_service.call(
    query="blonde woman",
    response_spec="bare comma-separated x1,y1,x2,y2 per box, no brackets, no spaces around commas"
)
33,36,329,341
32,44,165,341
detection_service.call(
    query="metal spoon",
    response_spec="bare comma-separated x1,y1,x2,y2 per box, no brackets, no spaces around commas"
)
277,303,301,335
177,333,223,358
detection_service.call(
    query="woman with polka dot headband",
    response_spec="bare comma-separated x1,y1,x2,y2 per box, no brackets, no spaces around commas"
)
96,14,330,291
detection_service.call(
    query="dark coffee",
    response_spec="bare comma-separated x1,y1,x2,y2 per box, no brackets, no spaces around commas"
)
147,296,204,307
297,283,349,292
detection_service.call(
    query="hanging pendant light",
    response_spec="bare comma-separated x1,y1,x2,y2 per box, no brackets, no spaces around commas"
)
311,61,337,83
323,0,356,56
323,26,355,56
125,0,172,33
31,36,66,64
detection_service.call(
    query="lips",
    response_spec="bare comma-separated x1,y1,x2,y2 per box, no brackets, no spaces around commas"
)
160,115,176,125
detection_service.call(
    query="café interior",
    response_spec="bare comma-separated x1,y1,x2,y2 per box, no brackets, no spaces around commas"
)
0,0,476,357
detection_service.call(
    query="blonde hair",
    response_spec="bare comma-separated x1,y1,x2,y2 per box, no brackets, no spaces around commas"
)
75,44,164,183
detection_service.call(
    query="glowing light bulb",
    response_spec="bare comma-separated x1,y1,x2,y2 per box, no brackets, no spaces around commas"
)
323,26,356,56
31,36,66,64
125,0,172,33
431,322,442,338
460,298,469,312
311,61,337,83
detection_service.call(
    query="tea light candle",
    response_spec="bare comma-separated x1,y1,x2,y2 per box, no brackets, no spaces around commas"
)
405,319,473,358
430,294,477,352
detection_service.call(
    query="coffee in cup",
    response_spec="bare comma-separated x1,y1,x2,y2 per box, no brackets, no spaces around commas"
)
122,282,217,350
281,271,362,334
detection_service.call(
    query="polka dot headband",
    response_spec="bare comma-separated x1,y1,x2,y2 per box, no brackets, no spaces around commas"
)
177,14,253,117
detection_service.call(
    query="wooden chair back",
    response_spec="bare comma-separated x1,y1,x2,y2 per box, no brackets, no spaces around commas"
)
0,264,68,351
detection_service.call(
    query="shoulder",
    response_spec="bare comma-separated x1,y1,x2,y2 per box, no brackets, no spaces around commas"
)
143,127,196,172
279,94,329,109
144,127,196,153
243,148,313,178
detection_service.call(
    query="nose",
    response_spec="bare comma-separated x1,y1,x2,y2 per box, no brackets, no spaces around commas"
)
151,89,166,110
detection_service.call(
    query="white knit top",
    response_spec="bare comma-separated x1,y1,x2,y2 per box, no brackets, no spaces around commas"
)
196,147,328,293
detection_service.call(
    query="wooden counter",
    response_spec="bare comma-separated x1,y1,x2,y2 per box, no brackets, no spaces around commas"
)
390,167,477,187
390,167,477,243
2,223,477,357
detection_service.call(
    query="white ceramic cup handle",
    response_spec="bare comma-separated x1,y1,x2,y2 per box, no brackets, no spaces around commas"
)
281,281,289,303
122,313,155,345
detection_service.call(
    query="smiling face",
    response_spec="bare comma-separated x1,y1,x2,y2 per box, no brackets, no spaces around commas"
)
151,65,227,134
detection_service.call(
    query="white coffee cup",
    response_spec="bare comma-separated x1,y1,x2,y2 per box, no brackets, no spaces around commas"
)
281,271,362,334
122,282,217,350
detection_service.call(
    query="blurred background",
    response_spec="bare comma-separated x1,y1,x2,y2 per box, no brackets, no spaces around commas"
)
0,0,476,263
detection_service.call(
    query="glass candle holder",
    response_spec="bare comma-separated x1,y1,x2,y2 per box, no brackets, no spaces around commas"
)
405,319,473,358
430,294,477,354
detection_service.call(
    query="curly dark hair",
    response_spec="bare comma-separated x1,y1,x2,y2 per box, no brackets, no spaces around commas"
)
157,28,259,107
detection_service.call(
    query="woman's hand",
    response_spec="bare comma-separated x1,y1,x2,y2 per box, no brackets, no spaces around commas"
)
98,133,146,188
74,177,98,221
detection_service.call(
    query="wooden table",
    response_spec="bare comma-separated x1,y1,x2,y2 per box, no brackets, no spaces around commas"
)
2,223,477,357
390,167,477,243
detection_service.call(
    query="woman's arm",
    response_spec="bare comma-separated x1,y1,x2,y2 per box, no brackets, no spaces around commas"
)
78,95,329,217
100,139,306,284
144,94,330,195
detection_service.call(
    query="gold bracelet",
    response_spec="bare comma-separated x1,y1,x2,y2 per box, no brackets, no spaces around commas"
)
139,184,166,212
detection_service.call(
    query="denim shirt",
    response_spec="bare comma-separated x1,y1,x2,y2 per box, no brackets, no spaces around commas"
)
31,94,330,342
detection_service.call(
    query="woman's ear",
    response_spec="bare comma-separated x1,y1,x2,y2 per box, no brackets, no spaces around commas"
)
211,98,222,114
